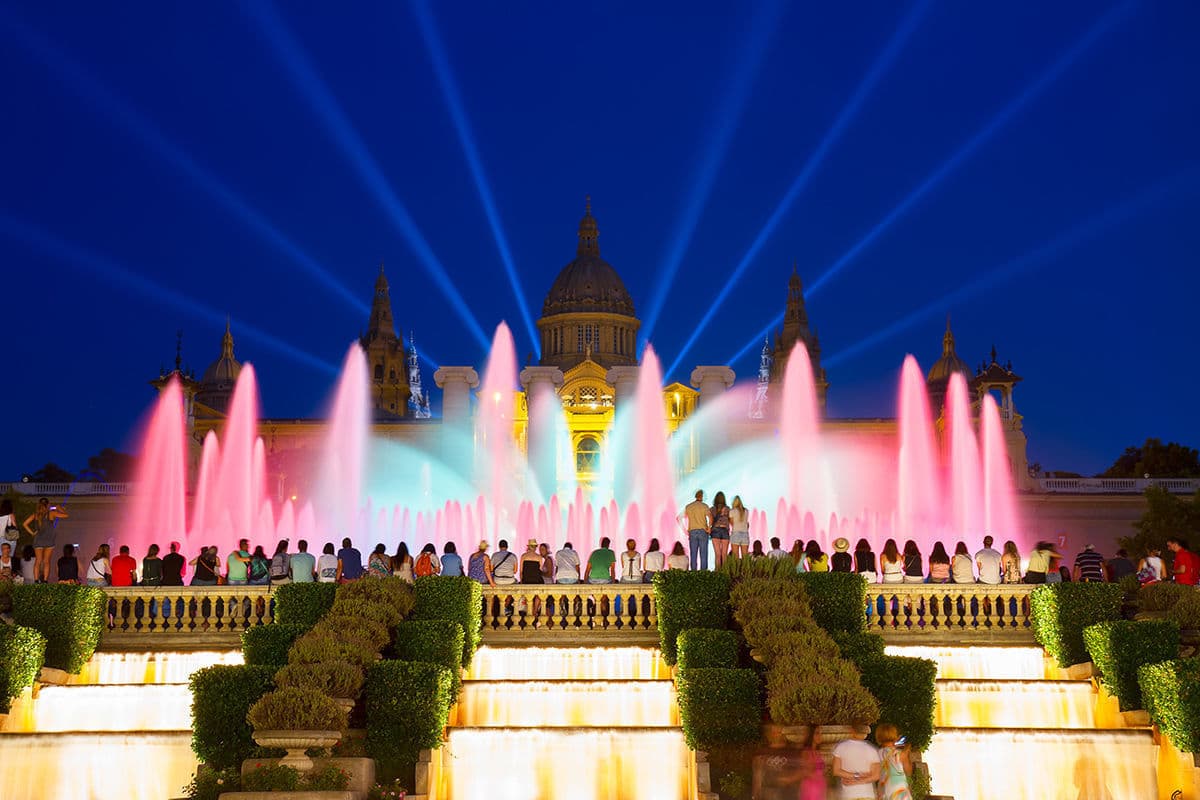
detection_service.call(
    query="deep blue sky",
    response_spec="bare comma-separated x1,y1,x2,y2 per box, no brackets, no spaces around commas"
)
3,1,1197,478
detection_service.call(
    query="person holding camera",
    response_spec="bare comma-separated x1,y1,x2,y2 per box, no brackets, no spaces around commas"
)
23,497,68,583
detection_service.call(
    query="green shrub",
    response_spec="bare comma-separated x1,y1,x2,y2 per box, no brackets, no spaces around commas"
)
675,667,762,749
757,625,841,666
857,655,937,751
719,554,800,582
274,582,338,628
0,625,46,713
0,576,13,613
242,763,301,792
247,686,347,731
305,764,351,790
182,766,241,800
313,615,391,650
365,660,453,767
274,661,365,698
189,664,276,769
388,620,465,700
242,624,308,666
367,778,410,800
1168,592,1200,629
742,615,809,650
1140,658,1200,753
11,584,106,673
1083,620,1180,711
910,763,932,800
766,655,879,726
411,577,481,667
288,630,378,667
1031,583,1124,668
337,577,416,618
329,597,404,629
677,628,739,670
795,572,867,634
654,571,730,665
832,630,886,666
732,596,810,631
729,577,808,612
1138,582,1189,612
717,769,750,800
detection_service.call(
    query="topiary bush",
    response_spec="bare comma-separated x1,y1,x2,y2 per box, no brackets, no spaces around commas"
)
313,615,392,651
1083,619,1180,711
274,582,338,628
757,625,841,666
1031,583,1124,668
857,655,937,751
411,577,481,668
766,654,879,727
675,667,762,749
329,597,404,629
742,615,810,651
388,620,465,700
795,572,867,634
1137,582,1189,612
242,624,308,667
730,577,810,629
0,624,46,713
677,628,739,670
288,629,378,667
273,660,365,699
653,571,730,665
247,686,347,731
1140,658,1200,753
241,764,301,792
337,577,415,618
190,664,276,769
11,584,106,673
365,660,453,768
719,554,800,583
1168,592,1200,630
832,630,887,665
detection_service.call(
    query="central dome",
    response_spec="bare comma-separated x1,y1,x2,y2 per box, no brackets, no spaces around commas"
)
542,203,636,318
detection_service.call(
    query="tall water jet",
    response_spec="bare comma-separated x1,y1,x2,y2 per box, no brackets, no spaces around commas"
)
897,355,942,540
945,372,982,539
629,346,676,548
126,378,187,555
779,341,822,520
317,344,370,537
981,393,1023,550
212,365,262,548
477,323,522,541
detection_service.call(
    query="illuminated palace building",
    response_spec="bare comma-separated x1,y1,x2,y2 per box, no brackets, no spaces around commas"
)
167,202,1029,499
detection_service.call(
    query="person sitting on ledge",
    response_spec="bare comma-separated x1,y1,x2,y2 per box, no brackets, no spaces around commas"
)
57,543,81,584
642,538,664,583
491,540,517,585
441,541,464,577
831,538,853,573
928,542,951,584
951,541,975,584
666,541,689,570
468,541,495,587
111,545,138,587
751,540,766,558
316,543,338,583
336,537,363,582
586,537,616,584
767,537,788,559
855,538,877,583
553,541,579,584
803,540,828,573
619,538,642,584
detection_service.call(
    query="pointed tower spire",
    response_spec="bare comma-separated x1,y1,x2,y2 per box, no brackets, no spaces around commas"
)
942,314,957,357
577,196,600,256
365,261,399,344
221,317,234,359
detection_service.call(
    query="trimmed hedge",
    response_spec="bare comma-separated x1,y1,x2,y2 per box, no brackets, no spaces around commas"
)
677,628,738,670
411,577,481,668
653,570,731,665
675,667,762,749
832,630,886,665
856,654,937,752
1031,583,1124,668
0,625,47,713
1168,592,1200,629
795,572,867,634
1083,620,1180,712
1138,582,1189,612
242,624,308,667
189,664,276,769
365,660,453,768
336,577,416,618
388,620,465,700
1140,658,1200,754
11,584,106,673
273,583,337,628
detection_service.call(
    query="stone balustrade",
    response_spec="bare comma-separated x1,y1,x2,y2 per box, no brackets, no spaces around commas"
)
480,583,659,643
100,586,274,649
866,583,1034,643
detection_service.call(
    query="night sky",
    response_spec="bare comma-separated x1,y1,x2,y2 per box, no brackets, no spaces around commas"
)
3,1,1197,479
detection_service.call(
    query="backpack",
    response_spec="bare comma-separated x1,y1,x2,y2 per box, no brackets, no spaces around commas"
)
250,556,269,580
269,553,289,579
414,551,435,578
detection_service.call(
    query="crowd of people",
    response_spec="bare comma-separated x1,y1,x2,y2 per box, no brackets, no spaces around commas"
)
753,723,912,800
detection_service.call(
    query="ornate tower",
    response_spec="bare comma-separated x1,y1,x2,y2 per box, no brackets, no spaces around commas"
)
749,339,771,419
537,199,640,371
925,317,972,416
770,266,828,409
359,264,412,418
152,330,202,470
196,319,241,415
407,333,431,419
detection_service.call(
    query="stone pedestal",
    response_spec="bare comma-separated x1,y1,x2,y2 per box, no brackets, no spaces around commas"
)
434,367,479,466
689,365,735,460
604,366,640,408
520,366,565,495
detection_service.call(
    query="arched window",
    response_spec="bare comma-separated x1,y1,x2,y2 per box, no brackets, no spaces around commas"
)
576,436,601,474
374,364,384,380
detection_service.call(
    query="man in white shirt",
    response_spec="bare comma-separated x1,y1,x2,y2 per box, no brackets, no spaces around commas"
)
766,537,788,559
975,535,1003,585
555,542,581,584
831,727,880,799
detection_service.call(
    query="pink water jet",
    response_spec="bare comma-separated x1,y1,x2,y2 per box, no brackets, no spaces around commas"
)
477,323,521,541
779,342,822,518
629,346,676,550
981,394,1024,550
317,344,370,538
897,356,943,541
946,373,983,539
127,377,188,554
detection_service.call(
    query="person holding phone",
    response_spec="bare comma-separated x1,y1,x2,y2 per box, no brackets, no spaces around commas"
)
24,498,68,583
874,723,913,799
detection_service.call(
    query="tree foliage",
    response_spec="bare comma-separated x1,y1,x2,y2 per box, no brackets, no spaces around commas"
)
83,448,138,482
29,463,75,483
1101,438,1200,478
1120,487,1200,563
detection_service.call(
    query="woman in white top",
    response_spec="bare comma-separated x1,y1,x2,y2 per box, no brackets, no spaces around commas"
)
87,543,111,587
951,541,976,583
879,538,904,583
390,542,414,584
729,496,751,558
620,539,643,583
642,538,666,582
316,543,339,583
666,541,690,570
0,542,15,579
1140,548,1165,582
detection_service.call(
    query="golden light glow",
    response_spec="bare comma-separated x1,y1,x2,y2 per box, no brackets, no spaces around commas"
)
933,680,1108,729
465,646,670,680
67,650,244,685
457,680,678,727
885,645,1048,680
3,685,192,732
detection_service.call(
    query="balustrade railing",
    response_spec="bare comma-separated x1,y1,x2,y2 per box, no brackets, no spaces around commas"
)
479,583,657,637
101,586,273,641
865,583,1034,639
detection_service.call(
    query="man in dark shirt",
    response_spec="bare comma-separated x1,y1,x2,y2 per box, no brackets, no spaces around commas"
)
336,537,363,582
1105,548,1136,581
1072,544,1106,582
161,541,186,586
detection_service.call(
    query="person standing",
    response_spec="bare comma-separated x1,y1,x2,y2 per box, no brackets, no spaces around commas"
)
709,491,732,569
554,542,580,584
975,536,1002,585
831,725,881,799
23,498,68,583
1073,544,1107,582
678,490,712,571
1168,538,1200,586
874,723,913,799
1138,547,1165,584
1105,548,1136,582
110,545,138,586
729,496,751,559
336,538,363,582
289,540,316,583
162,541,186,586
0,499,18,547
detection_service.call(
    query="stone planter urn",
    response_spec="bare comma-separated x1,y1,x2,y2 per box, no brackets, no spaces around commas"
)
813,725,857,753
333,697,356,716
252,730,342,772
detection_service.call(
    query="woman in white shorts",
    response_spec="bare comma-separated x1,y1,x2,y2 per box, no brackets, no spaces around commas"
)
729,496,751,557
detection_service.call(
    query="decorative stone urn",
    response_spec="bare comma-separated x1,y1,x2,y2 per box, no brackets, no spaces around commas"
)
813,724,857,753
333,697,356,716
251,730,342,772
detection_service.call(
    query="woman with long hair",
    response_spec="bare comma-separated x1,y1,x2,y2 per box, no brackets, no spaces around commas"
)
87,543,111,587
248,545,270,585
368,543,391,577
391,542,414,583
804,540,828,572
880,539,903,583
667,541,689,570
710,491,731,568
642,538,665,582
789,540,805,568
951,541,975,583
928,542,951,583
23,497,68,583
902,540,924,583
875,723,913,799
854,538,877,583
729,496,750,559
1001,541,1022,584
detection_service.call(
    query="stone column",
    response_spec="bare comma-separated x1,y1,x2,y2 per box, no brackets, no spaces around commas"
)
434,367,479,465
520,366,565,496
605,366,640,500
690,366,736,462
605,366,640,409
